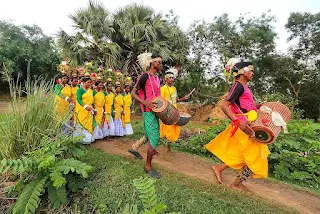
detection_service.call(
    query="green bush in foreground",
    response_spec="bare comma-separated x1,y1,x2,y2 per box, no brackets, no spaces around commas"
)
1,136,92,214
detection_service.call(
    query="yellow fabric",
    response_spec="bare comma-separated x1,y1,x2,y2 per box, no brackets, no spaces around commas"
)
123,93,132,124
114,94,124,120
104,92,115,123
54,84,72,122
75,88,94,133
161,85,178,107
160,122,180,142
160,85,180,142
94,91,105,127
71,86,79,104
205,124,270,178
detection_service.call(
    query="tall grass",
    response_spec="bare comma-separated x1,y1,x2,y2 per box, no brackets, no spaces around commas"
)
0,64,62,159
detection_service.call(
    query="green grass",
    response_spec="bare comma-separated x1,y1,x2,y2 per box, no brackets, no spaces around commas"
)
75,147,297,214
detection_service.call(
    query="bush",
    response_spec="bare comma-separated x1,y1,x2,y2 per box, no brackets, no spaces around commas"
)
0,65,63,159
268,120,320,189
1,136,92,214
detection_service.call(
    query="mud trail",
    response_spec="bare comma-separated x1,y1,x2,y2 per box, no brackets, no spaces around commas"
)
93,138,320,214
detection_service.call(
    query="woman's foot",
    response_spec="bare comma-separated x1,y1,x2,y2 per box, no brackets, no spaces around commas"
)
211,164,226,184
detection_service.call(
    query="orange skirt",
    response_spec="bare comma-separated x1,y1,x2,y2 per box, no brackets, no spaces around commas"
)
205,124,270,178
160,121,181,142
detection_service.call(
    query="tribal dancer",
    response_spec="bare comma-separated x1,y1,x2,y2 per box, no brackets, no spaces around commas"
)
54,74,73,134
103,81,115,137
93,81,105,139
205,59,269,191
123,84,134,135
73,77,95,144
113,83,125,136
160,69,190,152
70,75,79,105
130,53,162,178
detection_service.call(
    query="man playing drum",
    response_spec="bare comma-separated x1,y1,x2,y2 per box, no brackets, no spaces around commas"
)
130,53,163,179
160,69,190,152
205,59,270,191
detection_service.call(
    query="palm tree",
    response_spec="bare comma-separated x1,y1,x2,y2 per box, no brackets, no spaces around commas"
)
57,0,120,68
112,4,189,79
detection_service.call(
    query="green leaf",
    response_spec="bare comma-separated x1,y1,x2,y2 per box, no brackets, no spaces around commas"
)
47,183,67,208
50,170,66,187
13,177,47,214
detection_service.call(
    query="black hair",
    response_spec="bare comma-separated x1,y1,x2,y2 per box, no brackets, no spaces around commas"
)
151,53,162,59
95,81,103,87
60,74,68,78
233,61,253,79
82,77,91,83
165,71,174,75
232,61,253,72
106,82,113,86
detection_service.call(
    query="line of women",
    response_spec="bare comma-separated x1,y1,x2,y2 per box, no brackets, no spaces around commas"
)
54,74,134,144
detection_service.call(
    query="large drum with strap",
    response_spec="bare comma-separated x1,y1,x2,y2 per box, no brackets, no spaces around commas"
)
252,102,291,144
151,96,180,125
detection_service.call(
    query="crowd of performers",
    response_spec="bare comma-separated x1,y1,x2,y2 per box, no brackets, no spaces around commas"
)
55,53,285,191
54,69,134,144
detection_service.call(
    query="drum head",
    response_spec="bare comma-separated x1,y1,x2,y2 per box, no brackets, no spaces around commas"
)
151,97,168,113
252,126,274,144
179,112,191,118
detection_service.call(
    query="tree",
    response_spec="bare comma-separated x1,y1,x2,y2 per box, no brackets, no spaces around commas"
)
0,21,59,91
57,0,121,68
112,4,188,80
283,12,320,110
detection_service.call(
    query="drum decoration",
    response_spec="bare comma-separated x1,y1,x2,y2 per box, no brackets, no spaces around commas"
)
252,102,291,144
176,112,192,126
151,96,180,125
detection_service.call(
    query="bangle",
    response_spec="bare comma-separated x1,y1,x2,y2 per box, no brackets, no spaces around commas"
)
84,105,89,110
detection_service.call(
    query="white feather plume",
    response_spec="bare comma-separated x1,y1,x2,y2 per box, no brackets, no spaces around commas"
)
166,67,179,78
137,52,152,71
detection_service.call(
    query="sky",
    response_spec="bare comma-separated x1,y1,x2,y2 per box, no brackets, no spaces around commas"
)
0,0,319,52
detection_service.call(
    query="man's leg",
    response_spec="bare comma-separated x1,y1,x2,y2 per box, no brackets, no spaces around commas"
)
231,165,252,191
211,163,228,184
128,135,146,159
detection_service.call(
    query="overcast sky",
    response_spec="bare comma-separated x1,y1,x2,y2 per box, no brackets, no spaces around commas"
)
0,0,319,52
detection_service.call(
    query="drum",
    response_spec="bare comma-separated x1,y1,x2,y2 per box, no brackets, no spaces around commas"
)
176,112,192,126
252,102,291,144
151,96,180,125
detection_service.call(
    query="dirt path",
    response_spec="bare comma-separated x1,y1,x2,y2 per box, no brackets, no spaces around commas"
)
93,138,320,214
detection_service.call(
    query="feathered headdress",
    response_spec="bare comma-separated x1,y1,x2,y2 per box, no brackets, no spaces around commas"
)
137,52,152,71
165,67,179,79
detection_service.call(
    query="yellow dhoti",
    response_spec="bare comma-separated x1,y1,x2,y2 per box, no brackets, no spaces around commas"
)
205,124,270,178
160,122,180,142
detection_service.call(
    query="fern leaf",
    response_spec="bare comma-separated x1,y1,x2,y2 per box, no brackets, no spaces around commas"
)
13,177,47,214
50,169,66,187
0,158,32,175
57,158,92,178
133,177,158,210
70,147,85,158
47,183,67,208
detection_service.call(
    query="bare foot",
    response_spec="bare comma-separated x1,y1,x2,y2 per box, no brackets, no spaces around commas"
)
167,143,171,153
231,178,249,192
211,165,223,184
